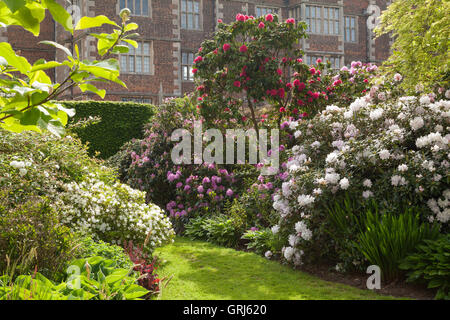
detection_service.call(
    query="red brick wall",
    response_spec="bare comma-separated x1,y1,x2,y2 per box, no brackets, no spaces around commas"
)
3,0,392,103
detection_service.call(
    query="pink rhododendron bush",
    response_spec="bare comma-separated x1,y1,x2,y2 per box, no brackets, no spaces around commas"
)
271,89,449,273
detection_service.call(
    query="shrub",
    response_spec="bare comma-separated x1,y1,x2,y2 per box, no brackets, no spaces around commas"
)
0,256,149,300
185,215,241,248
0,195,79,280
357,207,440,280
64,101,156,159
271,89,449,267
241,228,275,256
55,177,175,252
77,237,133,270
0,129,174,256
400,234,450,300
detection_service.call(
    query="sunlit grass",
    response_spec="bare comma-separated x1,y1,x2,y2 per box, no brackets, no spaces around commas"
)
154,237,408,300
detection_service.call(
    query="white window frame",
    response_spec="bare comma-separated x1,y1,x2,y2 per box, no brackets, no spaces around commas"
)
255,5,280,18
119,0,151,17
181,51,195,82
305,5,341,35
180,0,202,31
344,16,357,42
120,41,153,75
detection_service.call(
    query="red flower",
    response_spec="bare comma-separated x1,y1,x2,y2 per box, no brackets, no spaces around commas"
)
297,82,306,91
258,22,265,28
217,19,223,23
279,107,286,112
266,14,274,22
316,58,322,64
236,13,246,22
194,56,203,63
223,43,231,51
309,67,316,74
277,68,283,76
192,68,198,74
239,45,248,53
286,82,293,89
278,88,285,98
286,18,295,24
233,81,241,88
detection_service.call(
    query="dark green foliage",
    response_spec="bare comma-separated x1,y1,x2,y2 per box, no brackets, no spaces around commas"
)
77,237,133,270
63,101,156,159
0,195,79,280
399,234,450,300
241,229,274,255
184,215,241,248
358,207,441,280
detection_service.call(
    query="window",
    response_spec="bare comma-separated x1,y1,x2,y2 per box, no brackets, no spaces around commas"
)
122,97,152,104
256,6,279,18
181,0,201,30
181,52,195,81
305,5,321,33
344,16,357,42
306,55,341,69
288,6,301,22
323,7,340,35
120,41,152,74
119,0,149,16
306,5,341,35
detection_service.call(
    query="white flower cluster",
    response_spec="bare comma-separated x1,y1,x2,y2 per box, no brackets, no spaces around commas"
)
55,176,175,250
273,93,449,265
427,190,450,223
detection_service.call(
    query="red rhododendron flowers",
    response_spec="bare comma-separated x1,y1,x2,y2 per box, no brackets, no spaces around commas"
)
258,22,265,28
239,45,248,53
286,18,295,24
265,14,274,22
233,81,241,88
194,56,203,63
223,43,231,52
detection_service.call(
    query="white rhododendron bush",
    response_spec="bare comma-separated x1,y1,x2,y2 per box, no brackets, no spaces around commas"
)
55,175,175,250
272,93,449,267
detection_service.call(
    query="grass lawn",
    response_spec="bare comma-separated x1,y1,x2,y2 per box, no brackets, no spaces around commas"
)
154,237,407,300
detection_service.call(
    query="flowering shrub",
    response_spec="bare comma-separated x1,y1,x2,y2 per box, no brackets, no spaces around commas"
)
271,89,449,269
55,176,175,251
0,129,174,255
192,13,378,131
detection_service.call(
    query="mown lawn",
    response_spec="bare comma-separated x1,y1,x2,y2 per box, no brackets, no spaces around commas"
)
154,237,407,300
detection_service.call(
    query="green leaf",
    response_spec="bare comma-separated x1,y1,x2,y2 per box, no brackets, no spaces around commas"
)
75,15,119,30
42,0,73,34
124,23,138,32
39,41,72,57
3,0,26,13
123,285,149,300
0,42,32,74
79,83,106,99
30,61,63,72
111,45,129,54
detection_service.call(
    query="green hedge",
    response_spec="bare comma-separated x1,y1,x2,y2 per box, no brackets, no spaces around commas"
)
63,101,156,159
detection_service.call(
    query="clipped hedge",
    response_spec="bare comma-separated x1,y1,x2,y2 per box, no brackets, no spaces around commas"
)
63,101,156,159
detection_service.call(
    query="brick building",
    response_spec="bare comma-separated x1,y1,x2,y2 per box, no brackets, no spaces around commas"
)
1,0,392,104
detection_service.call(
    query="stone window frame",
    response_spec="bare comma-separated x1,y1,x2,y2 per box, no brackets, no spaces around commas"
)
119,0,151,17
306,53,342,70
122,97,153,104
305,4,341,36
181,51,195,82
255,5,280,18
120,40,154,75
344,15,358,43
180,0,203,31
